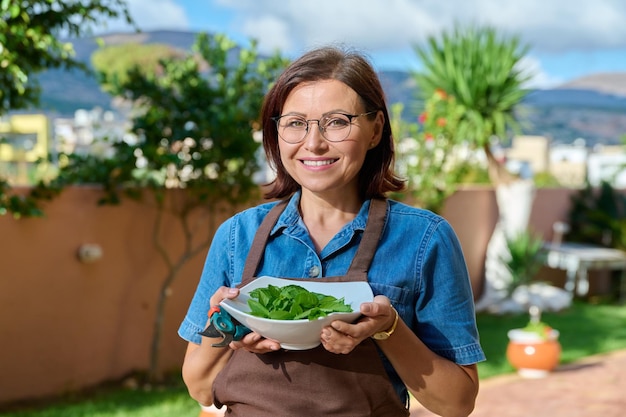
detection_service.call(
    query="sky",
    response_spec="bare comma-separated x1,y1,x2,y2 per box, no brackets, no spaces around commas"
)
101,0,626,89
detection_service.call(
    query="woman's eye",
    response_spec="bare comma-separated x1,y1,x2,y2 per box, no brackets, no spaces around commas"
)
286,118,306,128
325,116,350,128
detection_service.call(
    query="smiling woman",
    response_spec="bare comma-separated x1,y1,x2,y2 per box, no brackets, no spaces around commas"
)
178,45,484,417
270,79,384,209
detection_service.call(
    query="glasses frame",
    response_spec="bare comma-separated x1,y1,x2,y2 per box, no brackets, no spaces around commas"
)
271,110,379,144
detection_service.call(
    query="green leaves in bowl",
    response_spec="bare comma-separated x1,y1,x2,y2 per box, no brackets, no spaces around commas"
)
247,284,353,320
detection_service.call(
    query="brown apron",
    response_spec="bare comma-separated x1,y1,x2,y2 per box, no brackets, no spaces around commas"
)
212,198,409,417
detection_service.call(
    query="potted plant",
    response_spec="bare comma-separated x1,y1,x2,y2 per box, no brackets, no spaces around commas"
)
503,230,544,297
506,305,561,378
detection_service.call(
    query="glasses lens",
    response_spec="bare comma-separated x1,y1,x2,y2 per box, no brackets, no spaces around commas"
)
320,113,351,142
275,113,355,143
276,116,308,143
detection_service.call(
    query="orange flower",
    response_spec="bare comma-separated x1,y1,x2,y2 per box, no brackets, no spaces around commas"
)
418,112,428,124
434,88,447,99
436,117,447,127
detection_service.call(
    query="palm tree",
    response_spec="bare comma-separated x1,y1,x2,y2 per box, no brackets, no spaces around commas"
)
413,25,540,312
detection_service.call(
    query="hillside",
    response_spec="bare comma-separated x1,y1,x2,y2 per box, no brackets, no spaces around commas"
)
378,71,626,146
32,30,626,146
558,73,626,97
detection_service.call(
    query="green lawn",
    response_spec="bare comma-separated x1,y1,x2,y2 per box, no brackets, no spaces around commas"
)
1,301,625,417
0,384,201,417
477,300,626,378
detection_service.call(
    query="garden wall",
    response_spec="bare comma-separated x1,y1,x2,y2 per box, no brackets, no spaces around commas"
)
0,185,603,405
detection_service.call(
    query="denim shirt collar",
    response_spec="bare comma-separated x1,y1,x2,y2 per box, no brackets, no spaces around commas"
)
270,191,371,256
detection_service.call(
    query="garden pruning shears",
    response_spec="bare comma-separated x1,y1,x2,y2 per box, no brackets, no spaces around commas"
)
198,305,251,347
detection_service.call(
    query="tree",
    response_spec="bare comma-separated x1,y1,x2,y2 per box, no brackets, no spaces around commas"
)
412,25,555,313
0,0,134,116
413,25,532,185
92,43,186,92
56,32,289,380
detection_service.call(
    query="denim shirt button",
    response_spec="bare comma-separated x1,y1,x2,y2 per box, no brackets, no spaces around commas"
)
308,265,321,277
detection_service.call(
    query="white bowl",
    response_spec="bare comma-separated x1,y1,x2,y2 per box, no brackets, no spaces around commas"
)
220,276,374,350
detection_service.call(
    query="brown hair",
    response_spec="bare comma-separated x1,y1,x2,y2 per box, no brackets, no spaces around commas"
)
261,46,405,200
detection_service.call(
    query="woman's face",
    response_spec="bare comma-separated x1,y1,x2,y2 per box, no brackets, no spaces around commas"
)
277,79,383,200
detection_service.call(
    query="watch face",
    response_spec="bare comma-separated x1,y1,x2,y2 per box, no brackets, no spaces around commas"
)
372,332,390,340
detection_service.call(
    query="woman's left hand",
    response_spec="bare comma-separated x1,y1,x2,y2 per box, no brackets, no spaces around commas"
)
320,295,396,354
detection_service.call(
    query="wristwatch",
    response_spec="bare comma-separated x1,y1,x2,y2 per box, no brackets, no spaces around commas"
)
371,306,399,340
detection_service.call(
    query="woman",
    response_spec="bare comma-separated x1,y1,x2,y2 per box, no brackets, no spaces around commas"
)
178,46,485,417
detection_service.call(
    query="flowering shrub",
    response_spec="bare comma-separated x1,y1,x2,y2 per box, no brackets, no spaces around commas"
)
394,90,488,213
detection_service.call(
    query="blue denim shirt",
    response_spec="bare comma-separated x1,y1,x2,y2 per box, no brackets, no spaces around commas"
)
179,193,485,402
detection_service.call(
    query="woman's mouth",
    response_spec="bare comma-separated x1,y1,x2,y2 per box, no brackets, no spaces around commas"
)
301,159,338,167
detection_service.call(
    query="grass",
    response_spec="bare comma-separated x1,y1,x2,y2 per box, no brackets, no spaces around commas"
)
0,382,201,417
477,300,626,379
1,301,625,417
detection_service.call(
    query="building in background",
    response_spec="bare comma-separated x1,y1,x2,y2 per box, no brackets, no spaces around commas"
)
506,135,625,188
0,114,51,185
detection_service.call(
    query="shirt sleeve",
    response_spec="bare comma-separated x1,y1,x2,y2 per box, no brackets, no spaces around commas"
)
416,219,486,365
178,218,233,344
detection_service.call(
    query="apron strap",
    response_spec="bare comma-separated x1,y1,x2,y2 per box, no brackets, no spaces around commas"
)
345,198,387,281
240,198,289,287
240,197,388,286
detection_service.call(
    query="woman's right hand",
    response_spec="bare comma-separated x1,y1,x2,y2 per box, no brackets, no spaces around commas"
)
210,286,282,354
229,331,282,353
209,286,241,306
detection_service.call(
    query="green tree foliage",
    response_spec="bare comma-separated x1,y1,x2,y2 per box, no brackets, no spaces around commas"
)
53,32,289,380
0,0,134,115
91,43,186,93
413,25,533,185
568,181,626,250
65,33,288,206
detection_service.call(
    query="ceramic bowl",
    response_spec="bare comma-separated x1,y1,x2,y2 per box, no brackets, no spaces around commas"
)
220,276,374,350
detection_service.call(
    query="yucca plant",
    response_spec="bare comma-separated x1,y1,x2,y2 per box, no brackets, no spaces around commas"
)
413,26,538,309
503,231,545,296
412,25,533,186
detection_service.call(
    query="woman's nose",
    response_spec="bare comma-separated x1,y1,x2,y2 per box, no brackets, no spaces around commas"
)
303,121,328,151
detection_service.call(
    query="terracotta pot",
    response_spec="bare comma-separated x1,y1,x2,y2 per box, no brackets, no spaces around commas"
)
506,328,561,378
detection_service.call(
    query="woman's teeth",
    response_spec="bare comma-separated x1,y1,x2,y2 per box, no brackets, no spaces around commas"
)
302,159,335,167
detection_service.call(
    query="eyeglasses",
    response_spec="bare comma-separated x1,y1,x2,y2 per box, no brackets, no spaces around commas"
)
271,110,378,144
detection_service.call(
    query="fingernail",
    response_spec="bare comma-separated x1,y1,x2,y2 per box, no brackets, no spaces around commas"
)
228,288,238,294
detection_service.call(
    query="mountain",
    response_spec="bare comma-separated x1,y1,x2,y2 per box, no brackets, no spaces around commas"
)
33,30,626,146
35,30,199,115
558,73,626,97
520,88,626,145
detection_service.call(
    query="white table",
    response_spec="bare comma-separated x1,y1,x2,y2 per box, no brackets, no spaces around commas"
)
541,242,626,301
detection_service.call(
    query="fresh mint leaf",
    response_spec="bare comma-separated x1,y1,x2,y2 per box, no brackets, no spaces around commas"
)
247,283,353,320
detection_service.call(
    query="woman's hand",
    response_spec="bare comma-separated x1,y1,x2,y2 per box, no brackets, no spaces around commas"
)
229,331,282,353
209,286,282,354
320,295,396,354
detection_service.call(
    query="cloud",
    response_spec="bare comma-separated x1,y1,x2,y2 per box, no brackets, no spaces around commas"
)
215,0,626,57
519,56,565,89
92,0,626,81
218,0,438,56
98,0,190,33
